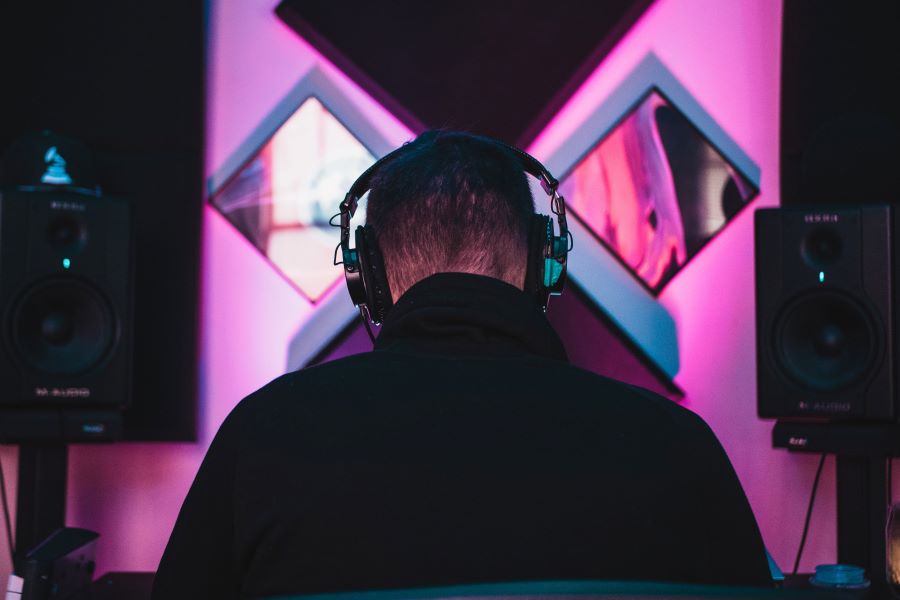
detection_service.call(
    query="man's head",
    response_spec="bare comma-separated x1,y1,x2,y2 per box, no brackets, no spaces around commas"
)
366,130,535,302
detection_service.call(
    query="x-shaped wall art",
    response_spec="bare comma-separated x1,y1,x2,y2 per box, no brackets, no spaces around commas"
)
207,1,760,387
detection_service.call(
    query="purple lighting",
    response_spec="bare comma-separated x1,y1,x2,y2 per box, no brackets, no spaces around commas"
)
49,0,824,586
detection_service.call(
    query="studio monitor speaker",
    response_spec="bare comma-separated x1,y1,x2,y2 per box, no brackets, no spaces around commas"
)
0,188,132,434
756,205,896,420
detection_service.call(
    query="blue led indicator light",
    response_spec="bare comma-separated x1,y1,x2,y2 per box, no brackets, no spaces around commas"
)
62,258,71,269
819,271,825,283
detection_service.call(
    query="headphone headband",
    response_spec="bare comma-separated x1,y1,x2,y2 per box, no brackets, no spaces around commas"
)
343,134,559,212
337,133,571,331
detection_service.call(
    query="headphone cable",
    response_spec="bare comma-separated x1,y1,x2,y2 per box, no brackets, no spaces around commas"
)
792,453,827,575
360,307,376,344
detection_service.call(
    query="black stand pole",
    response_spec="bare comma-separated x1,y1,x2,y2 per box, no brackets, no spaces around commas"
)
13,444,68,574
836,456,889,587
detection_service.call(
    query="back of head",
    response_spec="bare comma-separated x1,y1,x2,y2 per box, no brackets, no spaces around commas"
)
366,130,535,301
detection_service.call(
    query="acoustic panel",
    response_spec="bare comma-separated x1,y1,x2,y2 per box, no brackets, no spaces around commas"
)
275,0,655,146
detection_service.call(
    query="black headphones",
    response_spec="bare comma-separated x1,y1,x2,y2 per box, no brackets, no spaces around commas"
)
336,135,571,326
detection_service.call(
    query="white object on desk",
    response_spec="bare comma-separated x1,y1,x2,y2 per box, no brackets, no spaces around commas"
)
5,574,22,600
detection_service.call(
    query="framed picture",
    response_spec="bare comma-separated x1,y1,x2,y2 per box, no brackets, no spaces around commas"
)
559,87,758,295
534,53,761,379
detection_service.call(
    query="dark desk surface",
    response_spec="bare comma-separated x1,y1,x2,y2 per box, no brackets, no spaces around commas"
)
86,573,878,600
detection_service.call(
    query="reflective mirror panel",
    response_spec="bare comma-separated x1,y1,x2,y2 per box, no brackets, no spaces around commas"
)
210,97,376,302
559,89,758,294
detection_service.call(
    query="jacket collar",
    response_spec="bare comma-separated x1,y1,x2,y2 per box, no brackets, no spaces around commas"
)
374,272,568,362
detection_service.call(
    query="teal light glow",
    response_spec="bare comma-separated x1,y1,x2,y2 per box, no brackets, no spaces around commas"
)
62,258,71,269
819,271,825,283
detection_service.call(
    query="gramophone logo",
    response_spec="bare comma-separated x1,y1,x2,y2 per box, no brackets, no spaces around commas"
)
41,146,73,185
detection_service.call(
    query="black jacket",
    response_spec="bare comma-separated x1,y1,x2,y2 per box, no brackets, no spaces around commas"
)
153,273,771,599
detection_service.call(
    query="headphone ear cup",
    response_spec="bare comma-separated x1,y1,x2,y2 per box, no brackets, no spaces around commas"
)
524,214,551,309
355,225,393,324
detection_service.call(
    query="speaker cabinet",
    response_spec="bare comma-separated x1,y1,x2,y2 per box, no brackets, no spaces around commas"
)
756,206,896,420
0,189,132,438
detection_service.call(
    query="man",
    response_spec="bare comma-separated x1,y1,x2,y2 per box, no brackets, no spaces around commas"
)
153,131,772,599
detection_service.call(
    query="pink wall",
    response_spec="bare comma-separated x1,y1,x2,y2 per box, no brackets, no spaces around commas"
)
0,0,888,585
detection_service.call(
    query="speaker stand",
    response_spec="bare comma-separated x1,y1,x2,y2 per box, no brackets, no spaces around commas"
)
13,444,68,574
773,420,899,594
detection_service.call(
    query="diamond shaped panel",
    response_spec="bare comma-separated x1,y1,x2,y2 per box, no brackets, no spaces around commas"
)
559,89,758,294
210,96,375,302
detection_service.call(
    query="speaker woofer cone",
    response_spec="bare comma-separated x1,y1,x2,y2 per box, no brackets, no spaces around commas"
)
773,290,879,392
11,278,117,375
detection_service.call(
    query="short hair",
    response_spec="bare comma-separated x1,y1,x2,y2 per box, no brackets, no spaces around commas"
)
366,130,535,301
